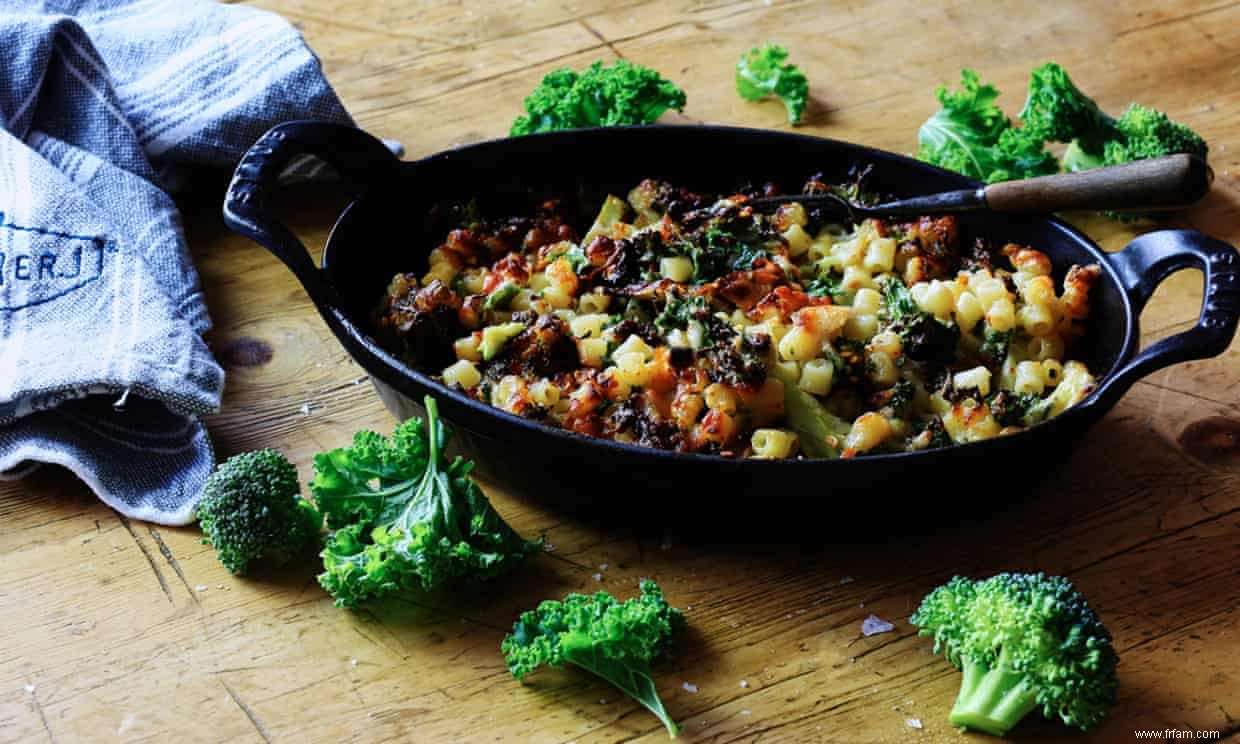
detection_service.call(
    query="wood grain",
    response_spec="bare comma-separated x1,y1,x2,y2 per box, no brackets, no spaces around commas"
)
3,1,1240,742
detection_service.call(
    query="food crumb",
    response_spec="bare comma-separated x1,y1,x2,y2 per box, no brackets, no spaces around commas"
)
682,682,698,693
24,684,34,694
591,573,603,582
739,679,749,689
350,659,358,666
861,614,895,636
906,718,923,729
194,585,208,592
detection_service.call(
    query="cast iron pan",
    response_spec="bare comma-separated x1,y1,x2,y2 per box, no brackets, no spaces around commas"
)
222,122,1240,524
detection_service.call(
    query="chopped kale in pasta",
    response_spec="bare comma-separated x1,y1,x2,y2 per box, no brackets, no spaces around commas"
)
373,176,1101,459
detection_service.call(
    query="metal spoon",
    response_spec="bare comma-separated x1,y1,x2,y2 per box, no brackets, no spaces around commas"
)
747,154,1212,219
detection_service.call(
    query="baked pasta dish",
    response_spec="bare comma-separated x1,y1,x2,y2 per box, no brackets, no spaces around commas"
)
374,176,1101,459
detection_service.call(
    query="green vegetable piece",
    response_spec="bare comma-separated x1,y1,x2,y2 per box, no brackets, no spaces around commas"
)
1104,103,1208,164
584,194,632,244
880,277,920,320
770,364,849,458
502,580,686,738
484,282,521,311
911,573,1118,736
1017,62,1114,157
735,44,810,125
480,321,528,360
979,328,1014,365
918,69,1057,183
197,449,322,575
510,60,686,136
313,396,540,607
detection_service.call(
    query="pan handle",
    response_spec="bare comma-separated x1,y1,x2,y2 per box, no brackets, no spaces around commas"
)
222,121,401,304
1089,229,1239,407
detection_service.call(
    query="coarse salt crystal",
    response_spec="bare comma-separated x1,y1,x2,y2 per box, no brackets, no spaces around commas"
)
739,679,749,688
682,682,698,693
740,709,751,715
839,576,854,584
861,614,895,636
298,403,311,415
906,718,923,729
598,563,608,571
194,585,208,592
24,684,34,694
591,573,603,582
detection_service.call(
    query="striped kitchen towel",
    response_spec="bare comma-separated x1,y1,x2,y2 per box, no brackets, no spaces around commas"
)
0,0,355,524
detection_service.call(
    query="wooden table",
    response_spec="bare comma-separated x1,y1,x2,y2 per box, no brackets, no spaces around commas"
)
3,1,1239,741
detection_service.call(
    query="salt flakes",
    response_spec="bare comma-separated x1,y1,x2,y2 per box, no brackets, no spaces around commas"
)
861,614,895,636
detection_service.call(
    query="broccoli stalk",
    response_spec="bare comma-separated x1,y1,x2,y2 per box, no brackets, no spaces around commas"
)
510,61,686,136
950,650,1043,734
911,573,1119,736
735,44,810,125
197,450,322,575
502,580,686,738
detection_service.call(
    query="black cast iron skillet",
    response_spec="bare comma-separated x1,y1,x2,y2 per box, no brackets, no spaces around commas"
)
223,122,1240,523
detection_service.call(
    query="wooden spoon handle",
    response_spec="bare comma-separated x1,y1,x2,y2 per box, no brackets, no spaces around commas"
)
983,154,1212,214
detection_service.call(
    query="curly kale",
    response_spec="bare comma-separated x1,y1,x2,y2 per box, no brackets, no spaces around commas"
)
989,390,1052,428
197,449,322,575
654,294,709,333
313,396,540,607
804,271,848,304
735,44,810,125
979,328,1014,365
911,573,1118,735
917,69,1057,183
881,278,960,364
920,62,1208,198
503,580,686,737
511,61,686,136
684,228,767,282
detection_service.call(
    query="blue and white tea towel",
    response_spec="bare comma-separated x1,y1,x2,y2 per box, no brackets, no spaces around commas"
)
0,0,355,524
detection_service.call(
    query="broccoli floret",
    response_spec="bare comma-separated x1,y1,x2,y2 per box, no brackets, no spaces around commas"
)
503,580,686,738
1104,103,1208,164
918,69,1058,183
911,573,1118,736
1016,63,1115,157
197,450,322,575
313,396,540,607
510,61,686,136
735,44,810,125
